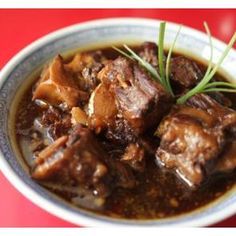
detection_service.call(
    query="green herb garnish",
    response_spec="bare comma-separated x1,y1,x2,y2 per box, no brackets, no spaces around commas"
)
165,26,182,97
158,22,166,86
113,22,236,103
177,22,236,104
113,22,181,97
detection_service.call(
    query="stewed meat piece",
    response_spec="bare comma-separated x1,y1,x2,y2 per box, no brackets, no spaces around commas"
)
170,56,203,89
98,57,173,134
33,51,108,108
32,124,137,195
139,44,203,90
33,55,89,107
115,62,173,134
32,125,110,196
156,105,223,187
156,93,236,187
189,94,236,174
65,51,107,93
138,42,158,68
88,79,136,144
186,93,236,128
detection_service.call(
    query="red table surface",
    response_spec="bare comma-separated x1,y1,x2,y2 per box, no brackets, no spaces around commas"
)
0,9,236,227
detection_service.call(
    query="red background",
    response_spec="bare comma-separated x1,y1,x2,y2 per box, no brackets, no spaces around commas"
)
0,9,236,227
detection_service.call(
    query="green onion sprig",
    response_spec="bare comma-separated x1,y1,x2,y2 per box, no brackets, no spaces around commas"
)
113,22,181,97
177,22,236,104
113,21,236,103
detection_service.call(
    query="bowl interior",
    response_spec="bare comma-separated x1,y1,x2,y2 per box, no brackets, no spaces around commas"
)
0,18,236,226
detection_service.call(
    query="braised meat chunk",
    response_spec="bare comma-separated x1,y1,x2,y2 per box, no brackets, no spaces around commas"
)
170,56,202,89
156,94,236,187
156,105,223,186
138,42,158,68
115,63,172,134
32,124,137,196
98,57,173,134
32,125,110,196
65,51,107,93
186,93,236,128
188,94,236,174
33,55,89,107
139,44,203,91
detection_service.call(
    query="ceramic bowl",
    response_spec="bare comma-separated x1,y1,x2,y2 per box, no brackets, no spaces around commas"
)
0,18,236,226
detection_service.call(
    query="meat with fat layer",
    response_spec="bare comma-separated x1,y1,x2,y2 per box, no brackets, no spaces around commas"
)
33,55,89,107
65,51,107,92
156,93,236,187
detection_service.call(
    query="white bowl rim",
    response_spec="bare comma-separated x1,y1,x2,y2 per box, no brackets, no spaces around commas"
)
0,17,236,227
